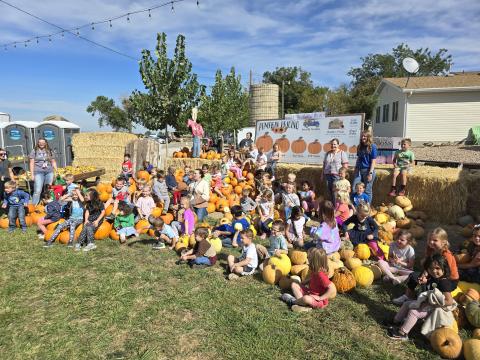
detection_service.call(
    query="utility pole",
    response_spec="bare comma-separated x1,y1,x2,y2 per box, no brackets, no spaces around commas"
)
281,80,285,119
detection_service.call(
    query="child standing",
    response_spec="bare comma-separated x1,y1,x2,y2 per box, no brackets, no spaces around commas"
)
37,191,62,240
44,188,84,247
282,182,300,220
308,201,340,254
255,147,268,171
387,254,456,340
352,182,370,206
75,189,105,252
171,196,195,236
342,202,384,260
286,206,306,247
135,185,156,220
114,201,138,244
166,167,181,205
121,154,133,180
2,180,30,232
393,227,458,305
334,167,351,197
227,229,258,280
281,248,337,312
256,220,288,265
178,227,217,268
334,191,351,226
148,215,179,250
377,229,415,285
299,181,317,217
457,225,480,282
256,189,274,239
267,143,281,179
240,188,257,214
389,138,415,197
152,172,170,215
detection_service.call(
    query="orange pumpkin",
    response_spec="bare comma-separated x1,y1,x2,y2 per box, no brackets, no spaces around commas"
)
99,192,110,202
255,132,273,152
105,184,113,194
224,177,231,184
230,177,238,187
234,185,243,195
291,137,307,154
242,170,248,177
323,143,331,152
200,153,207,159
47,219,65,231
151,207,163,217
35,204,45,213
104,204,114,216
217,198,229,212
246,173,254,180
97,183,107,192
210,193,219,204
58,231,70,244
207,203,216,213
349,145,357,154
339,143,348,152
136,170,150,181
275,135,290,153
0,217,9,229
94,221,112,240
135,219,150,234
74,224,83,240
110,229,120,241
44,229,54,241
307,140,322,154
27,204,36,214
161,213,174,225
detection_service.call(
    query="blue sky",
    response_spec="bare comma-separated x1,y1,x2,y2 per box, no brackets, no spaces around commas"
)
1,0,479,131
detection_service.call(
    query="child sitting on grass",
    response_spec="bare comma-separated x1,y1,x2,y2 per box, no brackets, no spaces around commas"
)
256,220,288,268
377,229,415,285
352,182,370,206
44,188,84,248
281,248,337,312
114,201,138,245
393,227,458,305
135,185,155,220
387,254,456,340
171,196,195,237
75,189,105,252
227,229,258,280
37,191,62,240
177,227,217,268
457,225,480,282
214,205,250,248
2,180,29,233
342,202,384,260
389,138,415,197
286,206,306,248
148,215,179,250
308,201,340,254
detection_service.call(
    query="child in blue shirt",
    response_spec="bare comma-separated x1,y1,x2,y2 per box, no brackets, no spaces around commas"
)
214,205,250,248
256,220,288,269
352,182,370,206
2,180,30,232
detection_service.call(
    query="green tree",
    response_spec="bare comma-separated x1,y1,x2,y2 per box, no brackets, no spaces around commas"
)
198,67,249,135
86,96,134,131
130,33,205,133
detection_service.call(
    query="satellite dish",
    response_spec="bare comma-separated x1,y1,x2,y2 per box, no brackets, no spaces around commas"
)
402,57,419,74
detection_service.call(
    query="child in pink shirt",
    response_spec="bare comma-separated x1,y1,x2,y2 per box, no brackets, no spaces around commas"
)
172,196,195,236
334,191,352,226
135,185,155,219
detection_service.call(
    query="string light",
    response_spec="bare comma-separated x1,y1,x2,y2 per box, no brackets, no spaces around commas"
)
171,1,174,12
148,9,151,17
49,35,52,42
36,37,39,43
109,20,112,27
197,0,199,6
127,13,130,22
76,28,80,36
91,23,95,30
61,31,64,37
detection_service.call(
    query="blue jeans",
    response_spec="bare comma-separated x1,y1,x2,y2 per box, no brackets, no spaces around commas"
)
33,171,54,205
191,256,211,266
192,136,201,158
195,207,207,222
325,174,340,202
8,206,26,230
352,169,376,204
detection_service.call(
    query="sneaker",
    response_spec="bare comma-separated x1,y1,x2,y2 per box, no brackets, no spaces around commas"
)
281,293,296,306
388,188,397,197
152,242,166,250
43,242,54,248
38,233,45,240
8,228,15,233
21,228,27,233
392,294,410,305
83,243,97,252
228,273,239,281
291,305,312,313
398,188,406,196
387,327,409,341
74,244,82,251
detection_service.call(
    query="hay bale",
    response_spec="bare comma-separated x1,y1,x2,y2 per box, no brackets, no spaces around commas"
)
276,164,471,224
166,158,221,170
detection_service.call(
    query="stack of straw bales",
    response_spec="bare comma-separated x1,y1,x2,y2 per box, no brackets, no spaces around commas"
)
72,132,137,181
277,164,475,224
166,158,221,170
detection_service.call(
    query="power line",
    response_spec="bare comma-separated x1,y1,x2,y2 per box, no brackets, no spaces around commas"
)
0,0,193,60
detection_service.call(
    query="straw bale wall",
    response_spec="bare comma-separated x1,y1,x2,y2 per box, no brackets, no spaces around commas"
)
276,163,478,224
166,158,221,170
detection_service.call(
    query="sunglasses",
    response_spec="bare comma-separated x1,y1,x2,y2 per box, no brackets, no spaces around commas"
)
0,153,7,156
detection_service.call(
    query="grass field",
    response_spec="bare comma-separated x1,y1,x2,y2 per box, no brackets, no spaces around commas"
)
0,228,450,360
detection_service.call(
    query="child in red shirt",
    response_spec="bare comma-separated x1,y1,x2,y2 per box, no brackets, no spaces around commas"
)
281,248,337,312
121,154,133,179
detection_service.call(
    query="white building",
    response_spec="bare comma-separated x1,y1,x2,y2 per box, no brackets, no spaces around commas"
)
373,72,480,142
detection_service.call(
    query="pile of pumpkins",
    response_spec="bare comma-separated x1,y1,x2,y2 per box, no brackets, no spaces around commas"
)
199,150,222,160
373,195,427,245
206,172,256,214
172,223,223,255
262,243,383,293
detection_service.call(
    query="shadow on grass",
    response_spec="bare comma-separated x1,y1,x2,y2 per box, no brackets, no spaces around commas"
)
127,237,157,247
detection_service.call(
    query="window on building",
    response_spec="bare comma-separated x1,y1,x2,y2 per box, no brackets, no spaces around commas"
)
382,104,389,122
392,101,399,121
375,106,380,123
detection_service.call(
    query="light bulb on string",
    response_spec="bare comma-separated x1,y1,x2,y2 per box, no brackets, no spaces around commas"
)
148,9,151,18
14,42,16,48
49,35,52,42
76,28,80,36
109,20,112,28
171,2,174,12
91,23,95,30
36,37,39,44
127,13,130,22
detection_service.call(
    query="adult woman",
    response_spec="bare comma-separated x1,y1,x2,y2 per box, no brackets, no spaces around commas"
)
352,130,377,203
322,138,349,202
0,148,14,205
187,107,204,158
29,138,57,205
189,168,210,222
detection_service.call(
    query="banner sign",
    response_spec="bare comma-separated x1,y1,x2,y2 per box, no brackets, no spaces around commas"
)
285,112,326,120
255,114,364,165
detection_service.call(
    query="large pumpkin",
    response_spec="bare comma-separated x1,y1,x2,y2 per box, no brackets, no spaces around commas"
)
430,327,462,359
135,219,150,234
307,140,322,154
275,135,290,153
331,267,356,293
151,207,163,217
395,196,412,209
99,192,110,202
345,257,362,270
94,221,112,240
289,249,308,265
58,231,70,244
255,132,273,152
207,237,222,253
74,224,83,240
46,219,65,231
268,254,292,276
466,301,480,328
291,137,307,154
161,213,174,225
278,276,295,291
354,244,371,260
464,339,480,360
104,204,114,217
263,264,282,285
351,266,374,287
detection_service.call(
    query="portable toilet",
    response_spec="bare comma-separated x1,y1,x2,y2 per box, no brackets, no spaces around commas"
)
35,117,80,167
0,121,38,174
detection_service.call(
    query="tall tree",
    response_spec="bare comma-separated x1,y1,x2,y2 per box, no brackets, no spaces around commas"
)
86,96,134,131
130,33,205,133
198,67,249,135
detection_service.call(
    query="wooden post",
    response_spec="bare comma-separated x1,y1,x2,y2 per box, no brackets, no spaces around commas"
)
164,125,168,171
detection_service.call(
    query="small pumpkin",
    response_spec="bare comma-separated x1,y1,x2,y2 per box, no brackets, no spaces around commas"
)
289,249,308,265
331,267,356,293
345,257,362,270
388,205,405,220
339,249,355,261
58,231,70,244
291,137,307,154
464,339,480,360
455,252,472,264
466,301,480,328
151,207,163,217
329,252,341,262
396,218,412,229
351,266,374,287
135,219,150,234
394,195,412,208
207,237,222,253
110,229,120,241
263,264,282,285
366,264,383,281
378,229,393,244
307,140,322,154
374,212,389,225
268,254,292,276
354,244,371,260
291,264,309,276
430,327,462,359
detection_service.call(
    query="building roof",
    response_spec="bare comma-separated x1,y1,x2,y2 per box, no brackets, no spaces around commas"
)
382,72,480,93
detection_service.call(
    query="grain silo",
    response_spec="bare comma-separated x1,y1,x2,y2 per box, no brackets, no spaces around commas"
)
249,83,279,126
